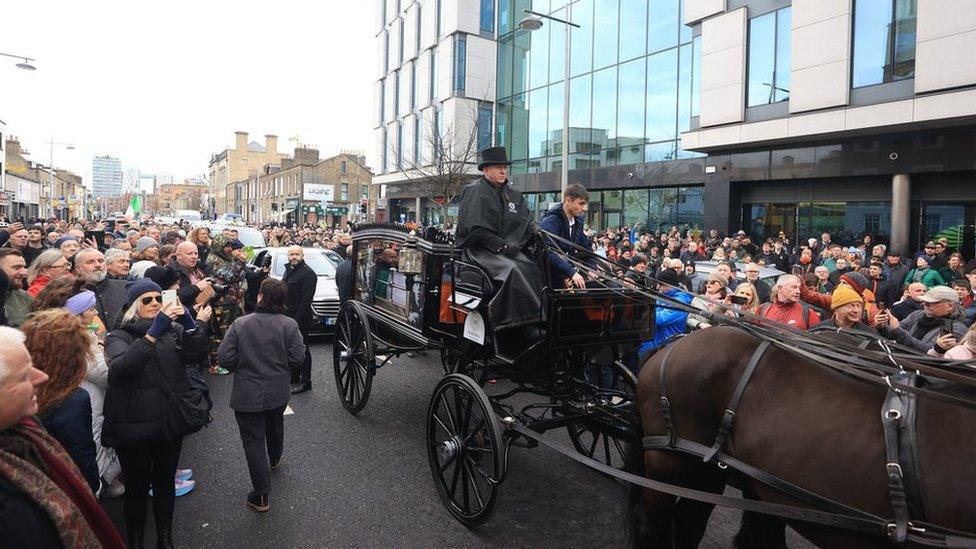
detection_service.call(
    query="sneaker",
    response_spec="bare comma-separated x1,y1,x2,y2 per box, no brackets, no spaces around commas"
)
246,491,270,512
175,468,193,482
152,479,195,498
209,365,230,376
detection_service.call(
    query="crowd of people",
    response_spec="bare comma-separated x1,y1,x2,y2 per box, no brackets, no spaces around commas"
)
1,202,975,548
0,216,348,547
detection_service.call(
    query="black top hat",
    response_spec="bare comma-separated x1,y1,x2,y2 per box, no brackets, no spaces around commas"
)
477,146,513,171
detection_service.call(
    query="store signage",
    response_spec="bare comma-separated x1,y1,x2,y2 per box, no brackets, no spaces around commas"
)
303,183,334,202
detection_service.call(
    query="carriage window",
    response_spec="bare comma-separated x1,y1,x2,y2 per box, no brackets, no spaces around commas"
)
356,238,426,323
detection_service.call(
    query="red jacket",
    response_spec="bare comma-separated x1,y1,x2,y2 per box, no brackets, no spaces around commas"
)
759,300,821,330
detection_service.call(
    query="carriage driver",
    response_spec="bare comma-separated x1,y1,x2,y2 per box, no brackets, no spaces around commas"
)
455,146,546,363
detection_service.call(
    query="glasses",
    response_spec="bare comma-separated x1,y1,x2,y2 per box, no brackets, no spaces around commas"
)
141,295,163,305
707,280,721,285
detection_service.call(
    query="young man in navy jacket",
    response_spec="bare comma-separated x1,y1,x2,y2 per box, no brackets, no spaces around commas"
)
537,184,593,288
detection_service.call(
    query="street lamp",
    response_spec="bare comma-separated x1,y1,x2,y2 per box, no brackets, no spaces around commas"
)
46,139,75,219
0,52,37,71
518,8,580,198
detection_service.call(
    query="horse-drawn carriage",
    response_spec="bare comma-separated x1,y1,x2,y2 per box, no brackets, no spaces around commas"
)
334,223,976,547
333,223,652,524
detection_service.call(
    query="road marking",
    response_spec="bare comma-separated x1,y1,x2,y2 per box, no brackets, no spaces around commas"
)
284,405,295,416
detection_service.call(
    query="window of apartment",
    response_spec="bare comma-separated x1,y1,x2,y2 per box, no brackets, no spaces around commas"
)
410,63,417,110
382,129,389,173
384,32,390,74
341,160,348,174
429,47,438,104
454,35,467,95
414,116,422,164
436,0,442,38
480,0,494,33
341,183,349,201
747,7,791,107
433,104,443,161
394,71,401,118
477,103,492,151
361,185,369,200
396,123,404,170
416,5,422,53
852,0,917,87
398,18,405,64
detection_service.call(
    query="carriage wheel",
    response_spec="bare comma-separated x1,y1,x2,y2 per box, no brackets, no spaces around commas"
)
427,374,503,527
567,361,637,471
440,349,487,385
332,303,375,415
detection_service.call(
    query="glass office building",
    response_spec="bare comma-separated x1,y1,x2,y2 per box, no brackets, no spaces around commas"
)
494,0,706,232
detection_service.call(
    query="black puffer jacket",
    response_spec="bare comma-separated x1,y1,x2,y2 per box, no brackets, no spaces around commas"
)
101,317,208,448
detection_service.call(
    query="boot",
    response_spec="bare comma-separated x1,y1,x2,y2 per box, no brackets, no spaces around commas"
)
246,490,270,512
127,526,144,549
155,525,174,549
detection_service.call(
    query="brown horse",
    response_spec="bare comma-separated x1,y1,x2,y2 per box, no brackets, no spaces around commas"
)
628,326,976,548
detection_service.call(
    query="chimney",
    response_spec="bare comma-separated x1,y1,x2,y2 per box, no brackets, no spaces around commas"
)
235,131,248,151
265,134,278,156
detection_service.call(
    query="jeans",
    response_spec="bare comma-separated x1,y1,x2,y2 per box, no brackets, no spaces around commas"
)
116,438,183,535
234,406,286,494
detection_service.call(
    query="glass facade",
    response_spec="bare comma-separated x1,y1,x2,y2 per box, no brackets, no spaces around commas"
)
852,0,917,87
481,0,495,32
495,0,699,173
746,7,791,107
524,186,703,231
742,201,892,245
454,35,467,94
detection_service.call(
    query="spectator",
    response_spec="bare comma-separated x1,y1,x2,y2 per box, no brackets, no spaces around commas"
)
171,241,213,310
890,286,968,356
812,265,833,293
625,254,649,287
282,245,317,394
950,279,975,326
5,226,42,266
25,224,49,260
26,249,70,298
904,255,945,289
159,244,176,267
1,249,30,327
828,257,851,286
743,262,771,303
793,248,816,274
714,261,740,291
731,282,761,315
701,272,728,302
891,282,927,321
102,279,211,549
637,269,701,361
765,240,791,272
883,250,909,283
799,271,880,326
188,226,212,265
335,246,354,304
56,236,81,260
72,248,128,330
0,326,126,548
104,248,133,281
944,322,976,362
22,309,101,494
939,252,966,284
684,262,703,294
130,237,161,278
217,278,305,513
758,274,821,330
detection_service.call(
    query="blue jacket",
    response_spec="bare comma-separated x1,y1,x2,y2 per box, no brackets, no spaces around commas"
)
38,388,100,494
638,289,693,358
538,204,592,280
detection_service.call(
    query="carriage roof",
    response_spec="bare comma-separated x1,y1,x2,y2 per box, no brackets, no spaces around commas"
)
351,223,456,257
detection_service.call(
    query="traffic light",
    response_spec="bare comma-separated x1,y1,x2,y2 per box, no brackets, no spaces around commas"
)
360,199,368,214
271,203,278,212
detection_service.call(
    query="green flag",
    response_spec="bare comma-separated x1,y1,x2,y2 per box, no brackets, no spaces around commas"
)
125,195,142,218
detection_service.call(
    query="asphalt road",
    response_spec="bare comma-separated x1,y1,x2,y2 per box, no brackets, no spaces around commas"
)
102,339,813,548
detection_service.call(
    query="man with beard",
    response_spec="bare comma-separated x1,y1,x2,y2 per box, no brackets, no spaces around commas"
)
0,249,30,327
71,248,127,330
455,146,544,363
282,246,317,394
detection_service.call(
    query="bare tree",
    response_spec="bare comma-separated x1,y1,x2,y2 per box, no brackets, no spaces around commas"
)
387,101,484,226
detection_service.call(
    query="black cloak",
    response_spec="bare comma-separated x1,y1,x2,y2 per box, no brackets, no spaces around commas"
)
455,177,545,330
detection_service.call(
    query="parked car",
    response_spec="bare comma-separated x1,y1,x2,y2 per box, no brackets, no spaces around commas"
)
216,213,245,223
249,247,339,334
206,223,267,249
693,260,785,290
323,249,342,267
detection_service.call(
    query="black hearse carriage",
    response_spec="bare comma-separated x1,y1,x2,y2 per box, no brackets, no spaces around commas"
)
333,223,655,525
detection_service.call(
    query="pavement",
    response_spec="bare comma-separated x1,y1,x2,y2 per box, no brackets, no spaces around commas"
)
102,340,813,548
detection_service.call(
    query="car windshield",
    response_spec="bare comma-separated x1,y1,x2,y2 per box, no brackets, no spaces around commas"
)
273,251,336,277
212,226,266,248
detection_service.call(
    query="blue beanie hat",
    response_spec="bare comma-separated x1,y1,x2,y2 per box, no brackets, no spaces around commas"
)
125,278,163,309
54,236,77,248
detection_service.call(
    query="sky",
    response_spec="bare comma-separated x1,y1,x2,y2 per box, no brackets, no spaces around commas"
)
0,0,375,191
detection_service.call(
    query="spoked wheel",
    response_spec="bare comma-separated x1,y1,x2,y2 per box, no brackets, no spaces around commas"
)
427,374,504,527
332,303,375,415
567,360,637,471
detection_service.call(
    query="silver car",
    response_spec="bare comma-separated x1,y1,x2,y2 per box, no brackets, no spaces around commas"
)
250,247,340,334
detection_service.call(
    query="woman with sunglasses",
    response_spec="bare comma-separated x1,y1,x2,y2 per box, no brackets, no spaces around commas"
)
102,279,212,548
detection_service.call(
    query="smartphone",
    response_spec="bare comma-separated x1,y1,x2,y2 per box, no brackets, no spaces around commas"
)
941,318,953,336
877,301,887,312
729,294,749,305
105,219,116,233
84,230,106,249
161,289,178,308
791,265,805,276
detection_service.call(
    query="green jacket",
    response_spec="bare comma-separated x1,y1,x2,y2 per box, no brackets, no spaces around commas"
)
4,289,31,327
903,267,945,289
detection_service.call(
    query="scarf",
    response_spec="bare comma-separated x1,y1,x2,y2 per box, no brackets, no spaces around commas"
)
912,267,929,282
0,418,124,549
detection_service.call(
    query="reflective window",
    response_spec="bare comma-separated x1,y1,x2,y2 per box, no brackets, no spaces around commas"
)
747,7,791,107
528,12,551,90
496,100,511,150
594,0,619,70
478,103,492,151
569,74,593,152
528,87,548,158
677,43,692,134
691,35,701,117
481,0,494,33
429,48,438,103
646,48,677,143
410,63,417,110
619,0,647,62
571,0,594,77
454,35,467,94
510,95,529,159
649,0,679,53
617,58,645,146
394,71,400,117
414,116,422,164
592,66,618,147
852,0,917,87
548,84,565,156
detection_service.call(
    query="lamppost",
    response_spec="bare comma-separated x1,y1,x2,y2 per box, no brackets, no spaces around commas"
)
518,8,580,198
0,52,37,71
45,139,75,220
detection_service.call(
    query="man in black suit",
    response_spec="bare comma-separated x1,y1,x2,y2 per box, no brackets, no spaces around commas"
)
283,246,318,394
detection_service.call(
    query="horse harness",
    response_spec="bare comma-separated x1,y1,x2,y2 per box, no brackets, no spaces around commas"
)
644,340,942,546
